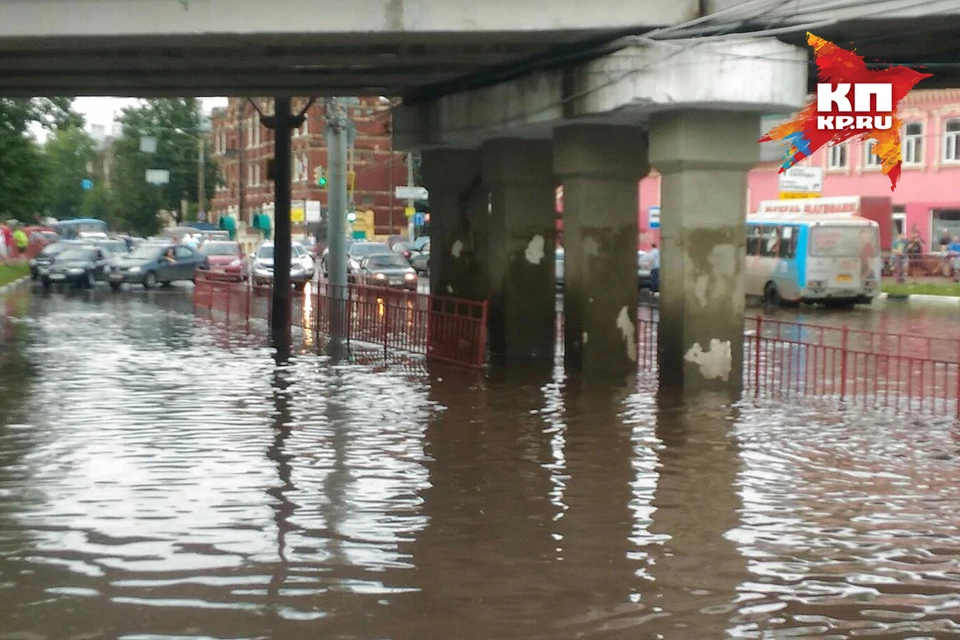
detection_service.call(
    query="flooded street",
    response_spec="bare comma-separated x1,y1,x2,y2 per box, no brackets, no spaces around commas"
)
2,287,960,639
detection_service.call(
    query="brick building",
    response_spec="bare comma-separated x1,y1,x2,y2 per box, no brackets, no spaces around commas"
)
209,97,409,237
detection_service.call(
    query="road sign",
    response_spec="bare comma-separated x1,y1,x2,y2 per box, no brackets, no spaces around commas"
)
778,166,823,196
81,179,93,190
139,136,158,154
413,212,425,226
291,205,305,223
404,206,416,218
395,186,429,200
145,169,170,185
648,206,660,229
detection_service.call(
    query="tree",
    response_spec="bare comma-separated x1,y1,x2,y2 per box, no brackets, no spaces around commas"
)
42,126,97,220
0,98,82,221
79,183,120,230
110,98,218,234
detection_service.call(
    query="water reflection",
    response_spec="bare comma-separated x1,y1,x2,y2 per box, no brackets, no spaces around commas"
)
3,289,960,638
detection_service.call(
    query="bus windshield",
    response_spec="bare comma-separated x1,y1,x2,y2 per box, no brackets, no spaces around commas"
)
809,225,879,258
55,218,107,239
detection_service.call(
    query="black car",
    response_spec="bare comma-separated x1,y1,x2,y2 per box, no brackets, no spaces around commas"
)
40,244,113,290
30,240,79,280
358,253,418,290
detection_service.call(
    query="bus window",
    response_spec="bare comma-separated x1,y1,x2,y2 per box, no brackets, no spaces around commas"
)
759,225,780,257
779,226,797,259
746,225,762,256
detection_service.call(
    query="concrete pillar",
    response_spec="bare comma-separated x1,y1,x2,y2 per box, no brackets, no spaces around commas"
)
482,138,556,361
419,149,488,301
649,110,760,399
553,125,649,375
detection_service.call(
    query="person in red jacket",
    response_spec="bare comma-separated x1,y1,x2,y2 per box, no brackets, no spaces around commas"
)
0,224,12,261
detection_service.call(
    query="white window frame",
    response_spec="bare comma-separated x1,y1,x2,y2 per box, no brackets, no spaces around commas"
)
942,118,960,164
302,153,309,182
903,122,923,166
253,122,261,147
827,143,848,170
254,164,261,186
246,119,253,148
863,139,882,169
248,164,254,186
302,118,309,136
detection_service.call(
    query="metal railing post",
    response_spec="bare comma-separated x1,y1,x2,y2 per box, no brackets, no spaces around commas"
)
840,325,849,401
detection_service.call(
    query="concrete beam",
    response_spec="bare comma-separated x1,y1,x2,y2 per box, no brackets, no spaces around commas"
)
393,37,808,150
0,0,697,39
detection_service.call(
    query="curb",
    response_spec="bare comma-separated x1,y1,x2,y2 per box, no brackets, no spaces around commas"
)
0,275,30,296
879,292,960,306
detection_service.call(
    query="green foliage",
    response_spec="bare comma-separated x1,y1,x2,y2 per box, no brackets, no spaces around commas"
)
42,127,97,220
0,98,82,221
0,262,30,288
882,282,960,297
79,182,121,229
109,99,218,236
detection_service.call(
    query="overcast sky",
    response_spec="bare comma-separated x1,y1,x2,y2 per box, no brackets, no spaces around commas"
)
31,96,229,139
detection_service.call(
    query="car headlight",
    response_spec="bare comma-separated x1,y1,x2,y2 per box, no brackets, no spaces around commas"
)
103,265,111,273
128,266,142,273
38,267,49,275
29,259,36,266
349,260,360,270
404,272,416,280
68,268,85,275
229,259,241,267
374,273,386,280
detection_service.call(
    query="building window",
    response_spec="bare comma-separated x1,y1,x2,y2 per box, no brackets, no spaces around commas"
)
246,120,254,148
904,122,923,165
301,153,309,182
253,122,261,147
943,118,960,163
254,164,261,186
248,164,254,186
828,143,848,170
863,139,882,169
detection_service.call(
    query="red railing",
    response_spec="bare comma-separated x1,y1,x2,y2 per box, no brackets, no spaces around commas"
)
193,273,488,369
566,305,960,417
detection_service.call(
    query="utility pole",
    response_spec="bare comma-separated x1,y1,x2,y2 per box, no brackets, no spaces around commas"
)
406,152,415,241
197,139,205,222
325,98,349,338
262,97,301,355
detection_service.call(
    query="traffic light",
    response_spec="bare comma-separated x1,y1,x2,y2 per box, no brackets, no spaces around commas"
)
346,211,357,223
347,170,356,197
314,165,327,188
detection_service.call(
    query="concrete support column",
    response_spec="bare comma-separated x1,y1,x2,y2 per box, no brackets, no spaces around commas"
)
649,110,760,399
482,139,556,361
419,148,488,301
554,125,649,375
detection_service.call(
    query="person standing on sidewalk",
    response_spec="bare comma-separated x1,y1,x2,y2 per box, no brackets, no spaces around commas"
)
891,233,908,283
649,243,660,294
12,226,28,258
0,223,9,262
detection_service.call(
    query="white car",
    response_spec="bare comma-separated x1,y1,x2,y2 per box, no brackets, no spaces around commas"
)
249,241,315,287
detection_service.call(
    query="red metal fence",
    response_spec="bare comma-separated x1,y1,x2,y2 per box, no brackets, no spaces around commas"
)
604,305,960,417
193,273,488,368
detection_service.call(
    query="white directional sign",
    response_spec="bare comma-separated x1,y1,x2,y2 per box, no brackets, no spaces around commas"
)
145,169,170,185
778,166,823,195
395,186,429,200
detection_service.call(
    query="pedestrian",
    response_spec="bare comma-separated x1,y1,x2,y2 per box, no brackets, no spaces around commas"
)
939,227,952,252
649,242,660,294
12,225,28,258
0,223,9,262
891,233,908,283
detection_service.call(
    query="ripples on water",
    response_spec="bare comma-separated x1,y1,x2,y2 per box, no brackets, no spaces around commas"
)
0,289,959,639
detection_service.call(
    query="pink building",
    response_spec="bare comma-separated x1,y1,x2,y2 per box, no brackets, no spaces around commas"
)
638,89,960,250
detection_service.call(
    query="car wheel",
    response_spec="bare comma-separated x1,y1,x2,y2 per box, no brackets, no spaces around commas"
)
85,271,96,289
143,271,158,288
41,278,51,291
109,282,122,292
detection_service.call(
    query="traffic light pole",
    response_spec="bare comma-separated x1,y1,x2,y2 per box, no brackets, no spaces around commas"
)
261,97,304,356
326,98,349,338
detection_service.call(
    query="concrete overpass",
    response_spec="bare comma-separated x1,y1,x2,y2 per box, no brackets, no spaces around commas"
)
3,0,960,397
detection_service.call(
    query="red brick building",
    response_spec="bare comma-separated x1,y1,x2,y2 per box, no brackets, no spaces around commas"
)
209,97,410,236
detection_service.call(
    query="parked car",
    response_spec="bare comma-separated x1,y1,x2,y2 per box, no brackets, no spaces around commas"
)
40,244,113,290
346,242,392,279
250,242,314,287
410,240,430,274
412,236,430,252
319,237,355,275
391,241,417,263
358,253,418,290
30,240,79,280
201,240,246,281
106,243,208,290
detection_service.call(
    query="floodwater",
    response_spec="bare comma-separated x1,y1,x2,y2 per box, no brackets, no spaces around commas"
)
2,287,960,639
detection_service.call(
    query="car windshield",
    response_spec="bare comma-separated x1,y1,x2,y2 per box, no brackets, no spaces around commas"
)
350,243,390,257
57,247,98,262
203,242,239,256
41,242,72,257
98,241,127,254
258,246,274,260
130,245,164,260
367,254,410,269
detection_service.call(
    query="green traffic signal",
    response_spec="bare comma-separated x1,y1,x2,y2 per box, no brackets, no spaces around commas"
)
346,211,357,223
318,176,327,187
